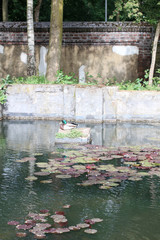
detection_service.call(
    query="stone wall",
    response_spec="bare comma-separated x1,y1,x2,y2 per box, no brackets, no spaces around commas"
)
0,22,155,81
3,84,160,123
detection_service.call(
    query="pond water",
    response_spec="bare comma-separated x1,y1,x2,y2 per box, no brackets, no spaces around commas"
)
1,120,160,240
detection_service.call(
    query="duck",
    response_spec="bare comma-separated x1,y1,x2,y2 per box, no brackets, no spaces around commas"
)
60,120,78,130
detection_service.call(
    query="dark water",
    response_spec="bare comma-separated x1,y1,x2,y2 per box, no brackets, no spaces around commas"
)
1,120,160,240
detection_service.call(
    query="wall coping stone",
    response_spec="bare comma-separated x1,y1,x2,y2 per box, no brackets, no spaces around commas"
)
0,21,154,33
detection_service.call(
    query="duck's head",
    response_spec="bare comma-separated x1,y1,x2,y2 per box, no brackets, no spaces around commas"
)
62,120,67,125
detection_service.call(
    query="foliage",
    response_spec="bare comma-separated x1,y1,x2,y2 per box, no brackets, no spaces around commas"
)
56,129,83,138
3,0,115,22
109,0,160,23
54,71,79,85
116,69,160,90
12,75,49,84
0,75,13,104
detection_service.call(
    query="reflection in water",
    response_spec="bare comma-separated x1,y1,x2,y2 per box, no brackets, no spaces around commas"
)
1,120,160,240
2,120,160,151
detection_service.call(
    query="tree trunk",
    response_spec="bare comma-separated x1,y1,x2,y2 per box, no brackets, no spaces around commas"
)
2,0,8,21
148,20,160,86
46,0,63,82
34,0,43,22
27,0,36,76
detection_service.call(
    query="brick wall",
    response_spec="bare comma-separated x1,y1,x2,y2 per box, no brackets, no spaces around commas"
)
0,22,155,78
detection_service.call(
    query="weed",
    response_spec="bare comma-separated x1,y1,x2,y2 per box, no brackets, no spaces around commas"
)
56,129,83,139
55,71,78,85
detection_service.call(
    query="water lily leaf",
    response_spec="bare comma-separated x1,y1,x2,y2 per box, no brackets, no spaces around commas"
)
40,180,52,184
34,172,50,176
103,182,119,187
40,209,49,213
88,218,103,223
43,228,57,233
69,226,81,230
97,164,117,171
33,233,46,239
16,232,27,237
72,165,86,170
128,177,142,181
7,221,20,225
55,211,65,215
25,176,37,181
36,162,49,168
99,185,111,189
76,223,90,228
108,178,122,183
35,223,51,230
84,229,97,234
63,204,71,209
25,219,36,226
55,228,70,234
136,172,150,177
98,157,113,161
34,153,43,156
111,155,123,159
56,174,72,179
16,224,33,230
141,160,154,168
138,156,146,161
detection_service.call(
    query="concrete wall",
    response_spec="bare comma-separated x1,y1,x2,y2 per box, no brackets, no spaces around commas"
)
0,22,154,81
3,84,160,123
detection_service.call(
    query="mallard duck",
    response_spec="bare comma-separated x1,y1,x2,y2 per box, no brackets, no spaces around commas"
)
60,120,78,130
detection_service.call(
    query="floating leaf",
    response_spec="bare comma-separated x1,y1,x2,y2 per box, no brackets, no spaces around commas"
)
63,205,71,209
36,162,49,168
84,229,97,234
55,228,70,234
56,174,72,179
40,209,49,213
25,176,37,181
34,172,50,176
69,226,81,230
16,232,27,237
90,218,103,223
16,224,33,230
128,177,142,181
34,153,43,156
7,221,19,225
40,180,52,184
76,223,90,228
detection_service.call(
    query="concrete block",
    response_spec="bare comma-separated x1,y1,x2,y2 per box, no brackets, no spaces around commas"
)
63,85,76,120
76,87,103,122
117,91,160,121
103,86,118,120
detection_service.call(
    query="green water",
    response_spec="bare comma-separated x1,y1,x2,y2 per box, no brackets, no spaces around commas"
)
1,120,160,240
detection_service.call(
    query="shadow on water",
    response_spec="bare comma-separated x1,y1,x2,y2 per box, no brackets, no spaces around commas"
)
1,120,160,240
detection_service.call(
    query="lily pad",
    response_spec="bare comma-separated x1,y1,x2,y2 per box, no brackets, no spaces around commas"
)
34,172,50,176
25,176,38,181
7,221,19,225
84,229,97,234
40,180,52,184
76,223,90,228
16,232,27,237
56,174,72,179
